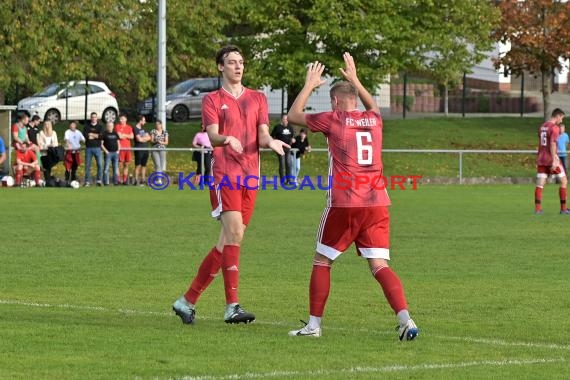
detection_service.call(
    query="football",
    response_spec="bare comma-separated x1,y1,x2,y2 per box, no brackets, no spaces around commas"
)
1,175,14,187
70,180,80,189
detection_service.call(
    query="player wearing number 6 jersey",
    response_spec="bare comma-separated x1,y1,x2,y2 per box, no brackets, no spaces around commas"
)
286,53,419,341
535,108,568,215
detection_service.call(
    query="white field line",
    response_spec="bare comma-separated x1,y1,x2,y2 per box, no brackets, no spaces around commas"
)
2,299,570,352
164,358,567,380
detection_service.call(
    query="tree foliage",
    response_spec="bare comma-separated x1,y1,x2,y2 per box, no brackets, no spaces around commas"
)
492,0,570,118
0,0,233,105
403,1,499,84
230,0,499,110
1,0,499,114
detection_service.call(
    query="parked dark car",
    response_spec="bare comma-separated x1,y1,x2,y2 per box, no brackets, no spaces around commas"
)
138,77,221,122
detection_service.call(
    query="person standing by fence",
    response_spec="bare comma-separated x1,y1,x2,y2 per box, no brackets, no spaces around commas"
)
290,128,311,184
115,114,134,185
133,115,151,186
192,124,212,183
101,121,120,186
150,119,169,182
271,114,295,185
83,112,104,186
63,121,85,182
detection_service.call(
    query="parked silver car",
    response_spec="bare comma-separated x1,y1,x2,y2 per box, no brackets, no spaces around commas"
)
138,77,221,122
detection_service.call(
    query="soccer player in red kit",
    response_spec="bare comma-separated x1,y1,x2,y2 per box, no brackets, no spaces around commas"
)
14,143,41,186
535,108,568,214
173,45,290,324
286,53,419,341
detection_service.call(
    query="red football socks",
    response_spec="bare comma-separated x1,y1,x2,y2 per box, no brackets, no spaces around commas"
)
309,261,332,317
184,247,222,305
560,187,567,211
15,170,23,185
373,266,408,314
535,186,543,211
221,245,240,304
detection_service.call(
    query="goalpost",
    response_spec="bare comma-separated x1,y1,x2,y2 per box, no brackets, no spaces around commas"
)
0,106,17,175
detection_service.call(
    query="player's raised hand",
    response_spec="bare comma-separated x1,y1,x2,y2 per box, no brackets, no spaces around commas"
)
305,61,326,90
339,52,359,84
268,139,290,156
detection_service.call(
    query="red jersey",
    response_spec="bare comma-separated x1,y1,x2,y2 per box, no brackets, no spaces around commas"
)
202,87,269,185
537,121,559,166
115,124,133,149
16,149,37,164
306,110,391,207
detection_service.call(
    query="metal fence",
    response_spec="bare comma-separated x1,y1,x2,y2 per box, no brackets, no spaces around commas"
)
381,148,536,184
2,140,538,186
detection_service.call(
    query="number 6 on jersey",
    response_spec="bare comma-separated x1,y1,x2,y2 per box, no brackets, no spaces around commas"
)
356,131,373,165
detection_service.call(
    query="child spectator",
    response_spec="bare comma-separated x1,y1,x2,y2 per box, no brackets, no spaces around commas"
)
63,121,85,182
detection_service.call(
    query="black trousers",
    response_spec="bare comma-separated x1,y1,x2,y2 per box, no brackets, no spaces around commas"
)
277,148,291,181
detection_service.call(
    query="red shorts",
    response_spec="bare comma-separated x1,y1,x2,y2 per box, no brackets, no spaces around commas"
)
209,183,258,225
64,151,82,170
119,150,132,163
316,206,390,261
537,164,565,178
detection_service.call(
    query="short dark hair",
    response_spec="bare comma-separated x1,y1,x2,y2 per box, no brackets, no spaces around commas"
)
216,45,243,66
552,108,565,118
31,115,41,122
90,112,98,117
137,115,145,122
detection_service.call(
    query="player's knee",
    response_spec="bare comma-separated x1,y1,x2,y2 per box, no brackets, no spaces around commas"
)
224,227,244,245
312,253,333,266
368,258,389,275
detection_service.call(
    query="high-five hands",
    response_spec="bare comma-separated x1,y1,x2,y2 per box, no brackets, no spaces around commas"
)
339,52,358,84
305,61,326,90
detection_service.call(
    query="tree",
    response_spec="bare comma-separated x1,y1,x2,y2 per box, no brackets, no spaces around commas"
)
492,0,570,119
130,0,238,100
229,0,415,111
0,0,234,108
226,0,499,113
399,1,499,115
0,0,147,105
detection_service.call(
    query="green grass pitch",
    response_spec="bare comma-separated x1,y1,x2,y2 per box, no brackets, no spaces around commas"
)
1,185,569,379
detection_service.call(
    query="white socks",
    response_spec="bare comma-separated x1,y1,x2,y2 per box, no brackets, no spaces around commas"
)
397,310,410,326
308,315,321,330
